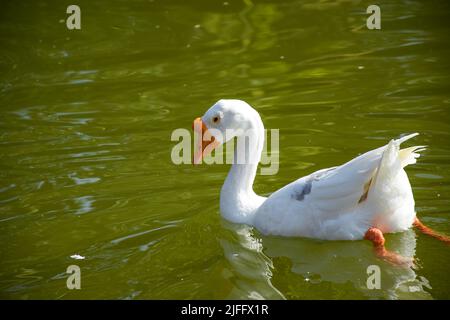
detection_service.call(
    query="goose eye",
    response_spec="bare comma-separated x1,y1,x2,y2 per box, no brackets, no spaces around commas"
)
212,116,220,123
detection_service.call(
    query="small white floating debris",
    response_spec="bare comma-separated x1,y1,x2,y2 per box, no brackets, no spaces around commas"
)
358,65,365,70
70,254,85,260
194,24,201,29
409,286,421,293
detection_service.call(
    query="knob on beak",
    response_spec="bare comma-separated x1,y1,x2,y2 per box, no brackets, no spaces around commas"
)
192,117,219,164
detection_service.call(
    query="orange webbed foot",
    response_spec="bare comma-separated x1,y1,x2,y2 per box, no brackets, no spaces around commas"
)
413,217,450,245
364,227,414,267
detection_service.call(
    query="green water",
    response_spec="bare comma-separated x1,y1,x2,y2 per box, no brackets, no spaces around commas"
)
1,0,450,299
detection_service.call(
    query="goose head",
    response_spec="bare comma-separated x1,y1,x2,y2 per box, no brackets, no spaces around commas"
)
192,99,263,164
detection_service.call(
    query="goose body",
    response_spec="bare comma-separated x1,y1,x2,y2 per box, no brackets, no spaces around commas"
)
194,99,424,241
252,136,418,240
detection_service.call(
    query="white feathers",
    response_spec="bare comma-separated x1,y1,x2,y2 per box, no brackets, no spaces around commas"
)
393,133,425,167
399,146,426,167
252,133,422,239
395,132,419,144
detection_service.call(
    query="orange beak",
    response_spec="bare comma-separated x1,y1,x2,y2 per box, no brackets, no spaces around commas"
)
192,117,220,164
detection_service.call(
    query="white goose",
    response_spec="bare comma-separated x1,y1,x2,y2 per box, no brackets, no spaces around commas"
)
193,99,449,263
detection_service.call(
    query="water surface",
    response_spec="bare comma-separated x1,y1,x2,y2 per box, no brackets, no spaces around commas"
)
1,0,450,299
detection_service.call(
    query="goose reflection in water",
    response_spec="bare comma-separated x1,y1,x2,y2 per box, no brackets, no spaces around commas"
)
218,220,432,300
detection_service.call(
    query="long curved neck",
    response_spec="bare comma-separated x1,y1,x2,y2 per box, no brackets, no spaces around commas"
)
220,113,266,224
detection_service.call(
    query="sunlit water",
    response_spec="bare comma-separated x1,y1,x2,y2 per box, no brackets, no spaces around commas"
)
1,0,450,299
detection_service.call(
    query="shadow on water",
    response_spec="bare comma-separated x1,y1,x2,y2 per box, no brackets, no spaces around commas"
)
219,220,432,300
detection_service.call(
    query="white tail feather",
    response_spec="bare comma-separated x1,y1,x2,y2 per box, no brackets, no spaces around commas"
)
395,133,419,145
399,146,426,167
392,133,424,167
372,133,422,188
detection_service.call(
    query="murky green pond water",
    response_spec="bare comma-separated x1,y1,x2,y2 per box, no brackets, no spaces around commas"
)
1,0,450,299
